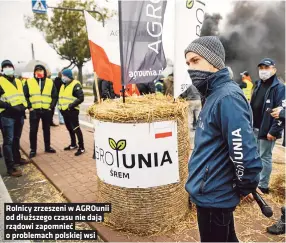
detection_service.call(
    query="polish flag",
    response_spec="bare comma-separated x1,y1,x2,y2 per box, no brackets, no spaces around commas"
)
84,11,139,96
154,122,173,139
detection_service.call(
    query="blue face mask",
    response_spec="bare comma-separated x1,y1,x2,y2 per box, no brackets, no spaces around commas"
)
3,67,14,76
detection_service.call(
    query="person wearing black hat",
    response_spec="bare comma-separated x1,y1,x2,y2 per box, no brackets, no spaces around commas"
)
184,36,263,242
0,60,29,177
23,65,58,158
250,58,285,194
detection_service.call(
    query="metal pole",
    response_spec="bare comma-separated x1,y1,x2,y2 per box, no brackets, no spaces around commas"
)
118,0,126,103
46,5,105,27
31,43,35,60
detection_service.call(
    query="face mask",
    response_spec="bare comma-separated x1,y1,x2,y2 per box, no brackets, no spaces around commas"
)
35,73,44,79
3,67,14,76
259,70,272,81
62,76,70,83
188,69,214,97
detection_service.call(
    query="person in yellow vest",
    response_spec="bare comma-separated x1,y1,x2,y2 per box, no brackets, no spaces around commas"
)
59,69,85,156
23,65,58,158
0,60,28,177
240,71,253,102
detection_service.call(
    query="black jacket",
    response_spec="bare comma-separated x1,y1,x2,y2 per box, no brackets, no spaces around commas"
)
101,79,118,100
0,75,26,119
23,65,58,110
250,75,285,139
54,77,63,94
136,82,155,95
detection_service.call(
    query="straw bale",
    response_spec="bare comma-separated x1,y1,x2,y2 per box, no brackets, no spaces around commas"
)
270,173,285,201
88,94,190,235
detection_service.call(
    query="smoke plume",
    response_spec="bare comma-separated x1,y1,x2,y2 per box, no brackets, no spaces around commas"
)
201,1,285,81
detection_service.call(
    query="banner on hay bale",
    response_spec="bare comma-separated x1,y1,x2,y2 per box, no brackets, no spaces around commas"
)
93,120,179,188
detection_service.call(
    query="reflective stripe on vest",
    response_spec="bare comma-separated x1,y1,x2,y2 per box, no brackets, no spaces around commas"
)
27,78,53,109
58,80,81,111
0,77,27,113
242,80,253,101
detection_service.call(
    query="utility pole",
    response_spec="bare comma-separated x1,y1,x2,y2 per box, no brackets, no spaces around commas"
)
31,43,35,60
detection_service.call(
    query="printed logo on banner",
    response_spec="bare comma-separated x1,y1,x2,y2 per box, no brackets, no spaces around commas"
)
186,0,194,9
94,120,179,188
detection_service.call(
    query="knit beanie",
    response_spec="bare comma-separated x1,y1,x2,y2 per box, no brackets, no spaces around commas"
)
1,60,14,70
62,69,73,80
184,36,225,70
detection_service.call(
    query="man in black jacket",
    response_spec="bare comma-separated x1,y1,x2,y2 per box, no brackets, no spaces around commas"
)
59,69,85,156
24,65,58,158
250,58,285,194
0,60,29,176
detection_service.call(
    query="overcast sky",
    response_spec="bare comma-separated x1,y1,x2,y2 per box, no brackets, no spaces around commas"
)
0,0,232,75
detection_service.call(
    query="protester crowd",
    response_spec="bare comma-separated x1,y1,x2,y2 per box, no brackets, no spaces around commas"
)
0,60,85,178
0,35,285,240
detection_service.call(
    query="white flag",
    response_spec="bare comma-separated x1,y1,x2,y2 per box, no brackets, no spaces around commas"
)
174,0,207,98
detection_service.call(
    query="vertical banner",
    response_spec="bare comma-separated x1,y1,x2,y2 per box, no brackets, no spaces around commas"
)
118,0,167,85
174,0,207,98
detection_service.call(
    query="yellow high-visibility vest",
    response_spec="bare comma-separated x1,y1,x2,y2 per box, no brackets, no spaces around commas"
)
58,80,81,111
242,79,253,101
22,79,27,86
0,77,27,113
27,78,53,110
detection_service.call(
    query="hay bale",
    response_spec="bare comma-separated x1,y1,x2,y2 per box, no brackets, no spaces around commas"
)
270,173,285,200
87,95,190,235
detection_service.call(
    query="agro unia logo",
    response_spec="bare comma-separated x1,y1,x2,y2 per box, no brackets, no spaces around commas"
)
186,0,194,9
108,138,127,167
95,138,173,170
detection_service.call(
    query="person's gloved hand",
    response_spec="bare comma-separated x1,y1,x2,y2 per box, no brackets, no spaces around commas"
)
68,104,73,110
11,104,26,113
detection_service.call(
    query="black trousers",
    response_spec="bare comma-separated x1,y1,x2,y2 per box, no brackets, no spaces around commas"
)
1,116,24,171
62,109,84,149
50,106,55,124
29,109,52,151
197,206,239,242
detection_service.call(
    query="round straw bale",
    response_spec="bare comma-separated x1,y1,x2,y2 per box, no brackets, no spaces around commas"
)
88,94,190,235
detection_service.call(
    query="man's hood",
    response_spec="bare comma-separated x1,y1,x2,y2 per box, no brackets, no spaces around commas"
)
34,64,47,79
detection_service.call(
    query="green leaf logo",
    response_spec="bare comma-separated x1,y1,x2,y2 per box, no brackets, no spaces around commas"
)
116,140,126,151
186,0,194,9
109,138,117,150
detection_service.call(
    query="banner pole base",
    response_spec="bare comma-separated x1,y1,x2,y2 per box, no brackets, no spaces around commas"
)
121,85,126,103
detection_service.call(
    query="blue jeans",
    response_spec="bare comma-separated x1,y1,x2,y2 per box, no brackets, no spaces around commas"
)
56,105,64,124
254,129,275,189
1,116,24,172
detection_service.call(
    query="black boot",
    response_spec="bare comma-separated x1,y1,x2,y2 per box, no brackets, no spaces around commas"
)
267,219,285,235
267,207,285,235
64,145,78,151
45,147,56,153
75,148,85,156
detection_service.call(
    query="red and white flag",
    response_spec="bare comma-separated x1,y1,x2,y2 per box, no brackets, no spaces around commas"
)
154,122,174,139
84,10,139,96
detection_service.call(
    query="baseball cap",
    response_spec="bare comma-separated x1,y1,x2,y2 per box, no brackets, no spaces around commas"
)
258,58,276,67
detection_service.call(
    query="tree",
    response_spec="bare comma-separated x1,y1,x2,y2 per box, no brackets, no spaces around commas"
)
25,0,115,82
